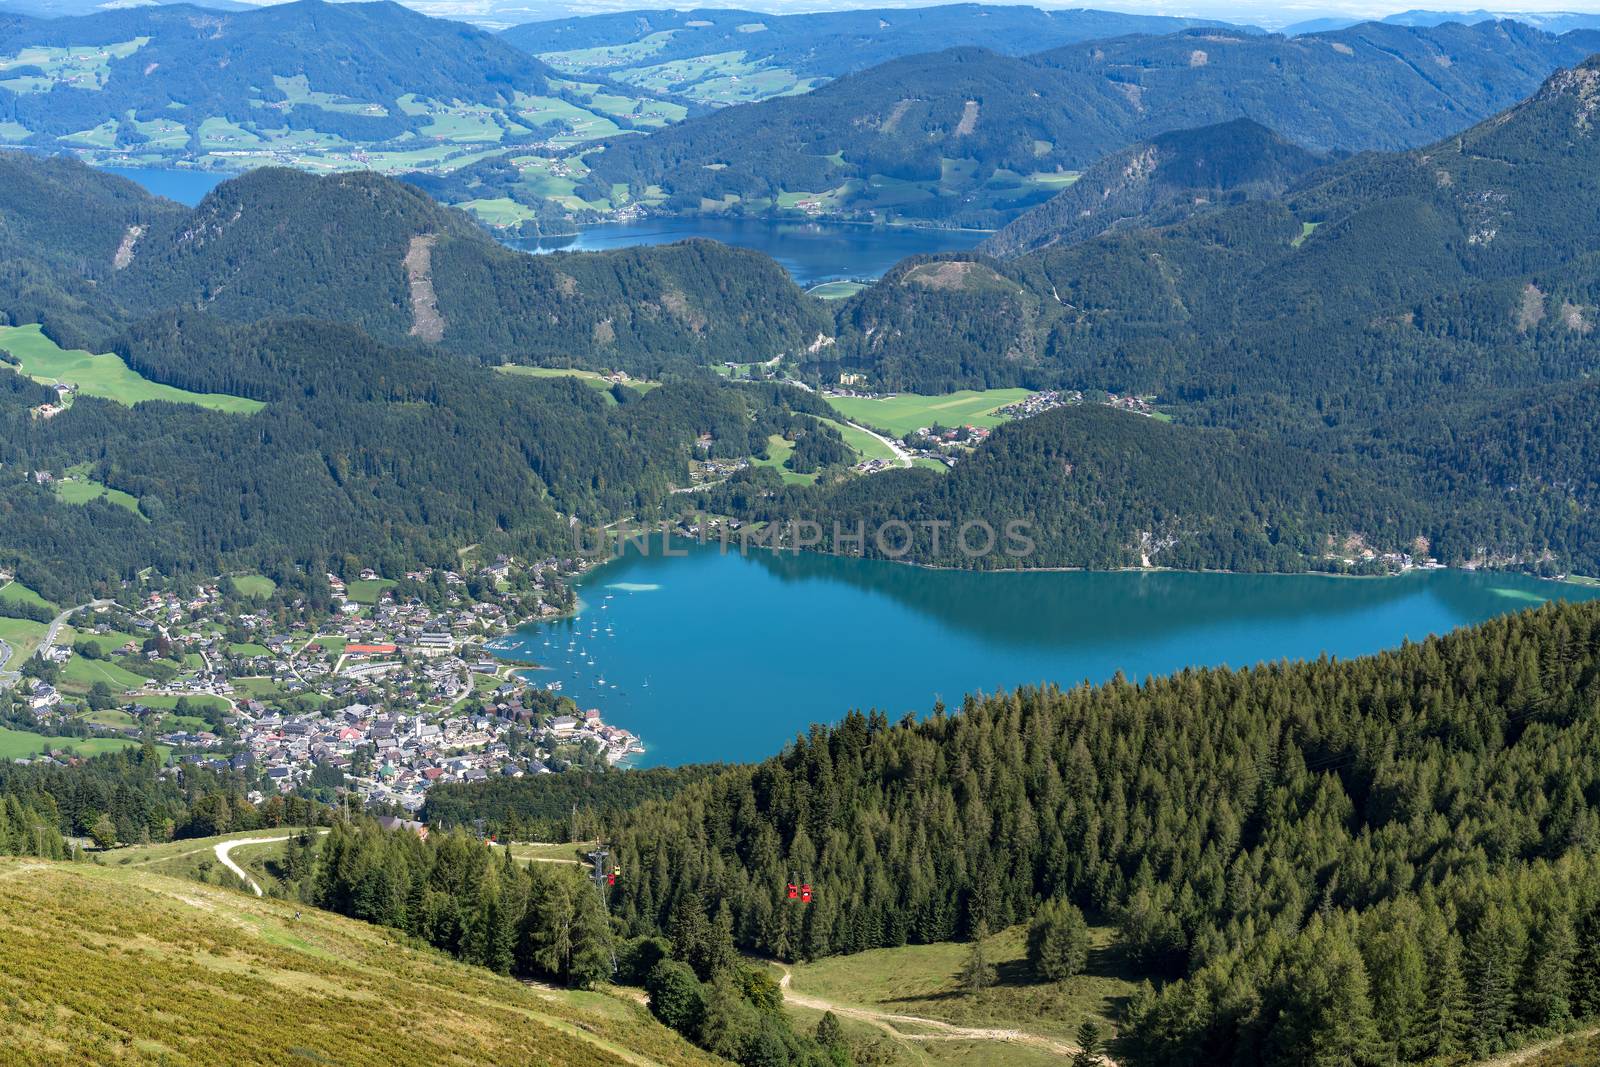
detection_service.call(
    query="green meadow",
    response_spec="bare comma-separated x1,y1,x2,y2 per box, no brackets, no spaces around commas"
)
61,654,149,694
0,726,144,759
0,857,723,1065
497,364,660,399
825,418,898,464
751,433,817,485
64,627,138,656
0,323,264,413
229,574,277,600
54,473,144,516
806,280,868,300
0,616,48,671
782,922,1135,1054
826,387,1031,437
0,579,54,613
345,578,398,604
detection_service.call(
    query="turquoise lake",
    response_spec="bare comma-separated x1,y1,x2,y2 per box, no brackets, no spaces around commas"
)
492,545,1600,767
501,217,988,287
102,166,229,205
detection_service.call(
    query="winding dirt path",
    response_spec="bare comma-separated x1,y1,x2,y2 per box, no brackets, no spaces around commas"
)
214,830,327,896
774,963,1104,1061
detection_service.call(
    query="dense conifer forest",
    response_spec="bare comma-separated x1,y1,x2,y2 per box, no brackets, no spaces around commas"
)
8,59,1600,586
979,119,1331,257
0,310,832,601
588,599,1600,1063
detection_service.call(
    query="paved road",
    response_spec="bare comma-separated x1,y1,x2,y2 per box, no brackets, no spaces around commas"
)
40,600,111,655
843,420,913,469
0,598,110,691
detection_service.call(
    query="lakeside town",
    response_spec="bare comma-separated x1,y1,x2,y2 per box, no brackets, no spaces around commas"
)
2,553,643,812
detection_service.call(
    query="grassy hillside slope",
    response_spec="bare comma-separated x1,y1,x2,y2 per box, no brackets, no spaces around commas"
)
0,855,723,1066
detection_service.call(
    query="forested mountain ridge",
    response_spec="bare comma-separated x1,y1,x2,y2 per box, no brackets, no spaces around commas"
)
827,54,1600,400
0,308,844,602
980,119,1331,257
0,153,837,600
0,160,826,372
715,403,1424,573
602,598,1600,1064
508,4,1238,107
580,19,1600,226
0,151,183,338
783,58,1600,575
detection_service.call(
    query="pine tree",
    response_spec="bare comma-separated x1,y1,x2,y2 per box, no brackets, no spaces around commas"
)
816,1011,846,1056
1570,895,1600,1018
1073,1021,1106,1067
1265,918,1380,1067
1518,905,1575,1030
568,877,614,988
960,919,997,992
1029,896,1090,981
1421,917,1470,1061
1465,910,1524,1056
1363,909,1427,1063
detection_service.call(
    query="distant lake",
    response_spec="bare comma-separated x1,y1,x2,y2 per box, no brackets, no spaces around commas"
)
101,169,984,283
102,166,228,206
492,545,1600,767
500,218,989,287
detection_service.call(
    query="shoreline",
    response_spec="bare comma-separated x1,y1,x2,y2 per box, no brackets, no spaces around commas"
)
553,525,1587,587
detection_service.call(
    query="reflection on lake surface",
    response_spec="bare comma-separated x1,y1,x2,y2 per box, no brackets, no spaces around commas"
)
500,217,989,287
493,544,1600,767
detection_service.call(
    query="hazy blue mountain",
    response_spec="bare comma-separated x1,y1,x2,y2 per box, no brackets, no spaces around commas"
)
582,19,1600,226
505,4,1249,106
1380,9,1600,32
0,1,680,177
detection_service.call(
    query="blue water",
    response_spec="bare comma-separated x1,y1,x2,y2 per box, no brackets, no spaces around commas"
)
501,217,989,287
493,545,1600,767
102,166,229,206
101,167,984,284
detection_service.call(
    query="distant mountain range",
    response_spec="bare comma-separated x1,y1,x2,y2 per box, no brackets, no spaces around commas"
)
8,51,1600,583
811,53,1600,556
6,1,1599,236
504,5,1243,107
1285,9,1600,34
581,19,1600,226
0,0,684,177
